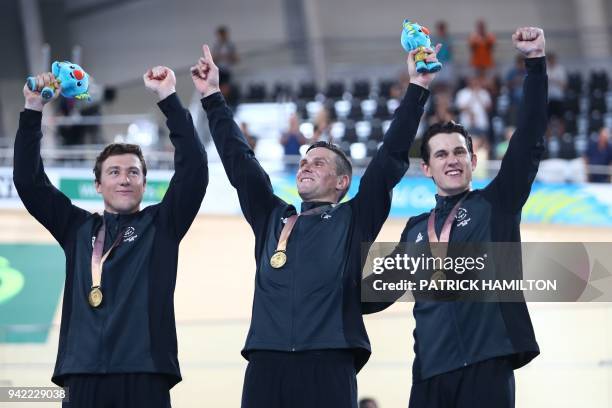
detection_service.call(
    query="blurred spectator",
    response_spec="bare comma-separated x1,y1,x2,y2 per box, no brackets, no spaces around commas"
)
477,70,501,133
455,76,492,139
280,114,306,153
219,69,240,111
544,116,565,159
212,26,239,73
280,113,307,170
472,135,490,179
505,55,526,125
427,91,456,125
430,20,454,84
431,21,453,65
495,126,515,159
476,68,498,97
469,20,496,73
313,107,332,142
390,70,411,100
547,52,567,121
585,127,612,183
213,26,240,111
240,121,258,151
359,397,379,408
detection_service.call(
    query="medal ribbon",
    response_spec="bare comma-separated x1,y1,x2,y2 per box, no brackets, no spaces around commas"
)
427,195,467,260
91,220,126,291
274,204,335,254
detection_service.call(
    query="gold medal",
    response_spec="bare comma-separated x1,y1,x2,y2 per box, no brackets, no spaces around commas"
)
88,286,103,308
270,251,287,269
431,270,446,283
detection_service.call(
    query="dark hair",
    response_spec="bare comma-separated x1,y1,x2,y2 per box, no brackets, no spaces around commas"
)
359,398,378,408
94,143,147,183
420,121,473,164
306,141,352,201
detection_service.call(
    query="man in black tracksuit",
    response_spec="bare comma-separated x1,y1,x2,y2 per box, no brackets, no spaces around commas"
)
190,45,440,407
13,67,207,407
364,28,547,407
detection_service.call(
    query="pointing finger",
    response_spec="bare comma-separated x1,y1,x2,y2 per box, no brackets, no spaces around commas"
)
202,44,213,61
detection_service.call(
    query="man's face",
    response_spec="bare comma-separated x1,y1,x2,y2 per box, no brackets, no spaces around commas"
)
421,132,477,196
95,154,146,214
296,147,348,203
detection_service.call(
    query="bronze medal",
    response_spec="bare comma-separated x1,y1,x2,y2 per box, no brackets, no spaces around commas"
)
88,286,103,308
89,220,126,309
270,251,287,269
427,194,469,285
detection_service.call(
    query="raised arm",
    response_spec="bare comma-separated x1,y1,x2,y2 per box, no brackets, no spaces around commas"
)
143,66,208,240
192,45,281,232
13,74,89,247
361,240,411,314
352,46,439,239
486,27,548,213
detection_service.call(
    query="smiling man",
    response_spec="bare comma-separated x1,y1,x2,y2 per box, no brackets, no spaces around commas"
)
93,146,148,213
297,141,352,202
190,43,439,407
365,27,548,408
421,125,478,196
13,66,208,407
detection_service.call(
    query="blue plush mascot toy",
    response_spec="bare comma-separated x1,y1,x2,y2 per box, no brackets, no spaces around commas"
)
26,61,90,101
401,20,442,74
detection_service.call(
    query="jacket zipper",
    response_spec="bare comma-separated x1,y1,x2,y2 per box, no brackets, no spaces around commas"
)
289,217,300,352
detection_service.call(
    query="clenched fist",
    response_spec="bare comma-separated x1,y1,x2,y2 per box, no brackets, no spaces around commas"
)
407,44,443,90
143,66,176,101
512,27,545,59
23,72,60,112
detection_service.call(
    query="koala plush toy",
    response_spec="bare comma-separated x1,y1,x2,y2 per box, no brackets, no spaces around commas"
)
401,20,442,74
27,60,90,101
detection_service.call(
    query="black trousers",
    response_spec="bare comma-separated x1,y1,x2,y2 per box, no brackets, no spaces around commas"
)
409,357,515,408
61,373,171,408
241,350,358,408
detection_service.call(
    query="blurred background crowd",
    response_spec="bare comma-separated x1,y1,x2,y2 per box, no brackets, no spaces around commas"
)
0,0,610,183
0,1,611,407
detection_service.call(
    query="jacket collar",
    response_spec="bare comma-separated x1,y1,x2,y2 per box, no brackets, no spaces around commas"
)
103,210,140,226
434,190,470,211
300,201,335,213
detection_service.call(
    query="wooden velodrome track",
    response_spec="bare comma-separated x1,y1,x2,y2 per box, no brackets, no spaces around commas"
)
1,211,611,407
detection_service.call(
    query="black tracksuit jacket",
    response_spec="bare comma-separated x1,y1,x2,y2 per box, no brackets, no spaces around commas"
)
201,84,429,371
365,57,547,382
13,93,207,387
